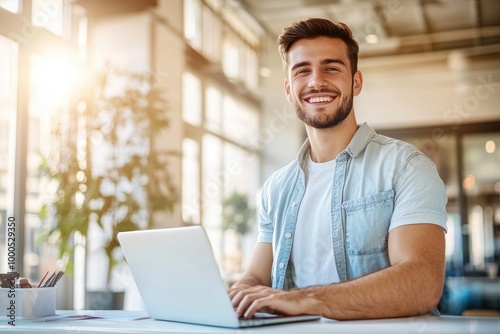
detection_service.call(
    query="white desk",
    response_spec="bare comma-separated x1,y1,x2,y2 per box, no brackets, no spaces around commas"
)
1,310,499,334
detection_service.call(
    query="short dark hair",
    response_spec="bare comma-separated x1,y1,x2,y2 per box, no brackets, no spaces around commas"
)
277,18,359,76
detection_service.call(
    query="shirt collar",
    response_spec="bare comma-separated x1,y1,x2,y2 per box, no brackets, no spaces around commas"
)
345,122,377,158
296,122,377,169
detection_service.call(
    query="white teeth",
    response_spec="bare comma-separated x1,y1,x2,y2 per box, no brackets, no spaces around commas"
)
309,96,333,103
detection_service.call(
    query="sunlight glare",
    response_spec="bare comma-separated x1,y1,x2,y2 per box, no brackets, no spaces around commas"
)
31,52,84,115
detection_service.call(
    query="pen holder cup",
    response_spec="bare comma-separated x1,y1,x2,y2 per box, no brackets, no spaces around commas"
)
0,287,56,318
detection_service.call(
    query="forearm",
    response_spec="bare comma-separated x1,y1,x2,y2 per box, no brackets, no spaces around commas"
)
231,275,267,289
231,242,273,290
301,260,444,320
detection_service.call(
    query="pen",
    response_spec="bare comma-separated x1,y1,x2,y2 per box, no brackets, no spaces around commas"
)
42,272,56,288
37,270,50,288
51,271,64,287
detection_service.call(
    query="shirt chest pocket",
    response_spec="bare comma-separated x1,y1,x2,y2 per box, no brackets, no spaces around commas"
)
342,190,394,255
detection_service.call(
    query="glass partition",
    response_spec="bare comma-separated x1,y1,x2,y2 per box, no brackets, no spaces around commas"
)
463,133,500,277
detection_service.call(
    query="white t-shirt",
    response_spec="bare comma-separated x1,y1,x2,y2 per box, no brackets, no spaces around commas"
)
291,154,340,288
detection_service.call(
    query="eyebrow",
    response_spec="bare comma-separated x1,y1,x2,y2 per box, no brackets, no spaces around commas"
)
322,58,346,67
290,58,347,72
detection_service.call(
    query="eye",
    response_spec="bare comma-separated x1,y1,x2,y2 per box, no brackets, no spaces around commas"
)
326,67,339,72
292,68,310,78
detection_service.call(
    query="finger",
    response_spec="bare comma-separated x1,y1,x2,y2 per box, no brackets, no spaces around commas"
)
235,290,272,318
231,286,268,309
231,290,245,309
228,288,241,300
243,296,275,319
244,293,298,319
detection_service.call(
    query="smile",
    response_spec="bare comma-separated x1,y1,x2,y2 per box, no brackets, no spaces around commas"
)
306,96,334,103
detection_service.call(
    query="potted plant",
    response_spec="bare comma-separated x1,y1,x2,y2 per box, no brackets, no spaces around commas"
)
221,192,255,273
38,69,179,309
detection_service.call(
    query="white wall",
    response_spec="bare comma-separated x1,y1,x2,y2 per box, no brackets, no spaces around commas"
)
152,0,184,229
89,12,151,72
356,46,500,129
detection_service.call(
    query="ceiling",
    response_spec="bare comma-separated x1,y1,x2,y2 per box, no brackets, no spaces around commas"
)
231,0,500,58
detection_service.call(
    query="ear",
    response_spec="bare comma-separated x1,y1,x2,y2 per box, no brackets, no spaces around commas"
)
353,71,363,96
284,78,293,103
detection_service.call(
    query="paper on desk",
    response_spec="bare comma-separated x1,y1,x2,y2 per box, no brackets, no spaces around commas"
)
33,311,150,322
33,314,104,322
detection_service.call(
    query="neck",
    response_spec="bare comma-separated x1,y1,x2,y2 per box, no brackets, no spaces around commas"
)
306,113,359,163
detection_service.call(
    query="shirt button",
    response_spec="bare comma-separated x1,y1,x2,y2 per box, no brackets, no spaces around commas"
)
291,202,296,207
285,232,292,238
278,262,285,269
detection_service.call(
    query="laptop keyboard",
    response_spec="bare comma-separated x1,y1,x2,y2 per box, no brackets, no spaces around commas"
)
239,312,281,320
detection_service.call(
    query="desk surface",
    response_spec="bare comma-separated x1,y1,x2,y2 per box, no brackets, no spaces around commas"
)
1,310,499,334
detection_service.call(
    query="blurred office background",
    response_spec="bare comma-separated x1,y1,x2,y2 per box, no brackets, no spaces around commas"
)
0,0,499,315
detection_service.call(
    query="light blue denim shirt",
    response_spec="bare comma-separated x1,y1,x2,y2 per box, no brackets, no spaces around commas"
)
257,123,448,290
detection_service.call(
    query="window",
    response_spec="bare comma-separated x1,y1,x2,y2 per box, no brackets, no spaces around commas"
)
202,5,222,62
182,68,261,276
0,36,18,273
0,1,86,308
205,85,222,132
222,97,259,146
200,135,259,274
0,0,19,13
182,72,202,126
222,31,240,80
243,43,258,91
222,142,258,197
183,0,202,50
32,0,66,37
182,138,200,225
201,134,223,261
183,0,260,90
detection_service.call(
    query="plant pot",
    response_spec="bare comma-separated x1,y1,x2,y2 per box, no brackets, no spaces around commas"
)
85,290,125,310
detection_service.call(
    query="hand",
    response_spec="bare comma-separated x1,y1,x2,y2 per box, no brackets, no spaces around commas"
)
229,285,319,319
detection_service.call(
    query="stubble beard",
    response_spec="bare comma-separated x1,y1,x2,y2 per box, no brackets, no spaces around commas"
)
294,88,354,130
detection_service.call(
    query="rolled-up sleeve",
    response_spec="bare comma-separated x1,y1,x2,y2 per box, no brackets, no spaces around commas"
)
257,180,274,243
390,152,448,232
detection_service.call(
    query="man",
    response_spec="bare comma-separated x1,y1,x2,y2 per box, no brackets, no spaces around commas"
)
229,18,448,320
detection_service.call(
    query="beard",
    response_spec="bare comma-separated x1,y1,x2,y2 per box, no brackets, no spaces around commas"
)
293,87,354,129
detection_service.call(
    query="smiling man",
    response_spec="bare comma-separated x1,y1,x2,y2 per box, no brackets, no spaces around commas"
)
229,18,448,320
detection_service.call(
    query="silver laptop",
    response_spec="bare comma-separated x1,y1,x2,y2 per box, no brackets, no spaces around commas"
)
117,226,321,328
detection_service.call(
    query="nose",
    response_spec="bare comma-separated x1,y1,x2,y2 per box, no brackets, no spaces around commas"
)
307,70,328,89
